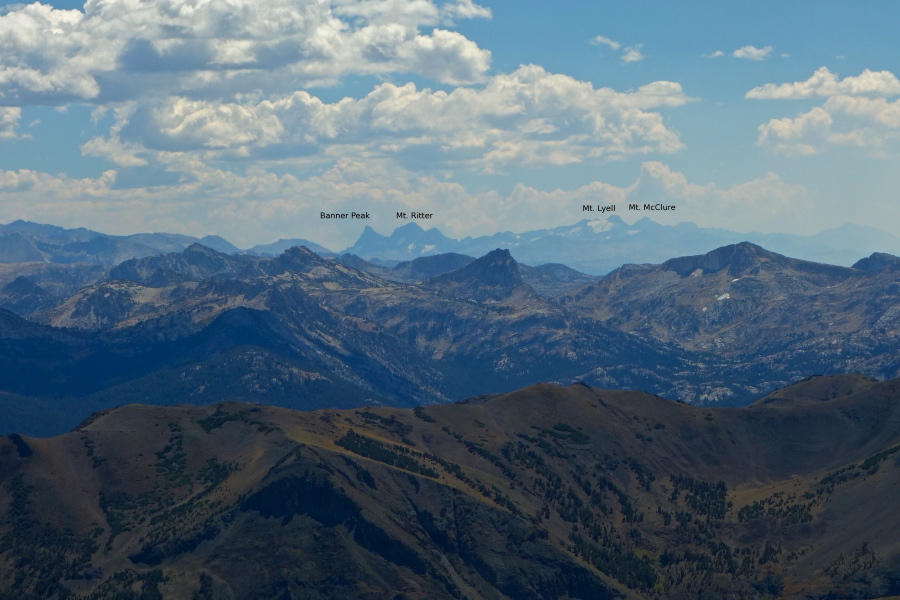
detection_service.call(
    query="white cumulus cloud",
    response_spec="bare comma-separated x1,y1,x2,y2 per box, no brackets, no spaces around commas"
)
84,65,695,172
757,95,900,156
630,162,814,231
0,0,492,107
746,67,900,99
750,67,900,155
620,44,645,64
732,45,772,61
0,107,23,139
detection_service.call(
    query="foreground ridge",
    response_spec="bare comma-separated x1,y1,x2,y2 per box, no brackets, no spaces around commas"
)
3,374,900,599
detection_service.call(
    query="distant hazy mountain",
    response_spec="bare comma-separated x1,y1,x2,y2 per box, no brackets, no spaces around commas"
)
340,216,900,274
5,375,900,599
335,252,476,284
245,237,334,256
342,223,459,259
7,217,900,278
0,219,103,243
197,234,242,254
0,220,245,266
392,252,476,281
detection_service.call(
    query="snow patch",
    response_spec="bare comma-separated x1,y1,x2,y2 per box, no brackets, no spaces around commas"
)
716,293,730,301
627,229,639,235
420,244,436,254
588,219,614,233
407,243,416,252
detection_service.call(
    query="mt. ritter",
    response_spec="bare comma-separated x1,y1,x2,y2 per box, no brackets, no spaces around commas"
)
1,224,899,437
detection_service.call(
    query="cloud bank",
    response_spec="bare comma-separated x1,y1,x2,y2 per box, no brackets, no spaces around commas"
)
750,67,900,156
82,66,694,172
0,0,493,110
0,159,814,249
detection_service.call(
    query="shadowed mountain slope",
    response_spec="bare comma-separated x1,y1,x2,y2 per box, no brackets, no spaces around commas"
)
246,237,333,256
424,248,531,303
852,251,900,272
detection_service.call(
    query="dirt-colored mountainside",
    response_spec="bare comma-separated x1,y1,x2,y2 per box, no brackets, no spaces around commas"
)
4,374,900,599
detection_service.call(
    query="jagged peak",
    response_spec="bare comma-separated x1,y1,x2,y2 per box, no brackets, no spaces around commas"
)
480,247,513,262
392,222,425,234
457,248,519,279
425,248,524,302
272,245,333,275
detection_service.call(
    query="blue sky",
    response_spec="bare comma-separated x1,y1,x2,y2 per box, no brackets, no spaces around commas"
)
1,0,899,250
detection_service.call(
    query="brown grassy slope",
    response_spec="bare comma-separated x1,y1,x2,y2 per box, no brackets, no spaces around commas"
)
3,375,900,599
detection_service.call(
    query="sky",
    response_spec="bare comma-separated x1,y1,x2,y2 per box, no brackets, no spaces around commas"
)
1,0,899,250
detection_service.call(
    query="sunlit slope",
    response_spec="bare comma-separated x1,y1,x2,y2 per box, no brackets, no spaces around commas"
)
4,374,900,599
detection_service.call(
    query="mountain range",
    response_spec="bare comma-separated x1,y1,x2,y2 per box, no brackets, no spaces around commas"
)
341,217,900,274
5,216,900,276
0,245,691,436
4,374,900,599
2,237,899,438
